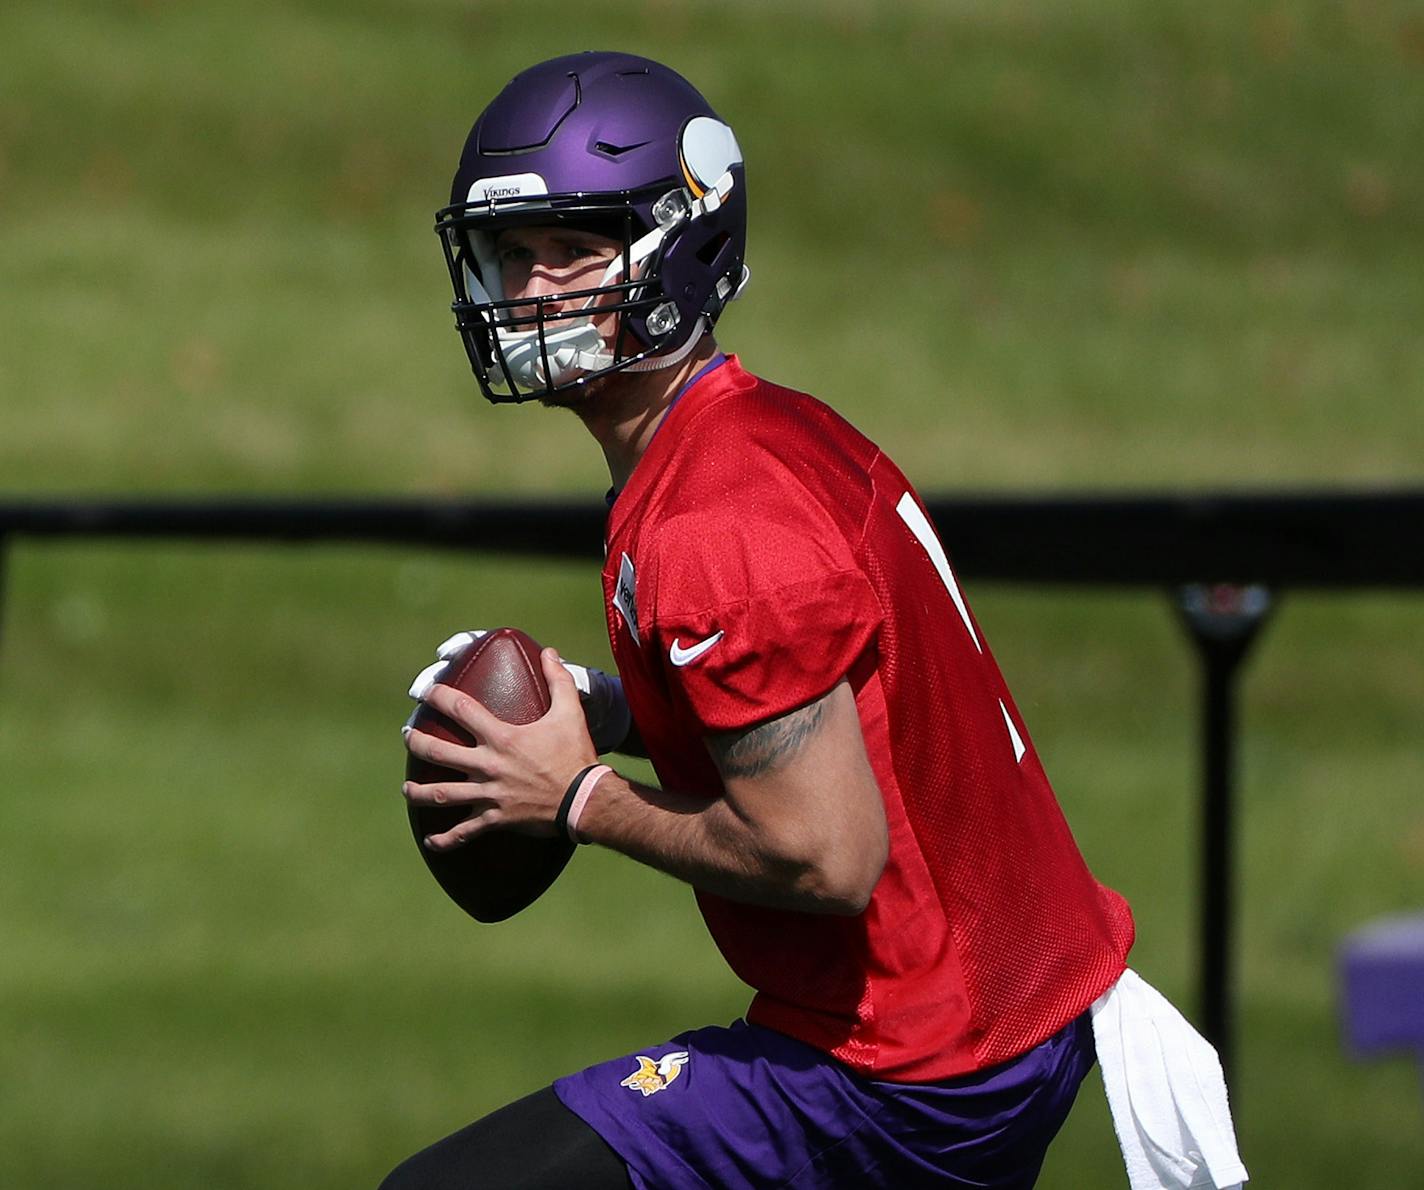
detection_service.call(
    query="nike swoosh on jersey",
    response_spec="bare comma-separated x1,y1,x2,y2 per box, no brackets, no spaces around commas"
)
669,631,724,667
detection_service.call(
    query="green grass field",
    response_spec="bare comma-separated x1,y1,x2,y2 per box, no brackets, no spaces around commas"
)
2,2,1422,1186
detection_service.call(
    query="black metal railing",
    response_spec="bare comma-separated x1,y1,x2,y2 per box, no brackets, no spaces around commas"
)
3,488,1422,1079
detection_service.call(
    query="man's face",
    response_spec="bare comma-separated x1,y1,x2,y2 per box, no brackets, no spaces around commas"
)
493,224,623,323
490,223,627,408
487,224,626,409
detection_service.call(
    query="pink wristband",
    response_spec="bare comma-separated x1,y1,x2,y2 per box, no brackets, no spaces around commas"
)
565,764,612,843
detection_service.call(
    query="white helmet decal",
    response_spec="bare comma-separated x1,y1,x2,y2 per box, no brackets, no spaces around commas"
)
677,118,742,198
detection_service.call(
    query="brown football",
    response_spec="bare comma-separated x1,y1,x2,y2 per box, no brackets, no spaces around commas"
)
405,627,575,923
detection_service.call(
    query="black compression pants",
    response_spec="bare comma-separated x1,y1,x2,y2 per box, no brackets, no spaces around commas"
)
378,1085,633,1190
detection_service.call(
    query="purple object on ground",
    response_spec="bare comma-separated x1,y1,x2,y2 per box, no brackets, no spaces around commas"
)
1339,912,1424,1059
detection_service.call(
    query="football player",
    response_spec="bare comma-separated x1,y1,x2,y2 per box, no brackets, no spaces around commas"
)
386,52,1242,1190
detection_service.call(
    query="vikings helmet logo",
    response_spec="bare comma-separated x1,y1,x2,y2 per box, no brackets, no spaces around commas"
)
620,1051,690,1097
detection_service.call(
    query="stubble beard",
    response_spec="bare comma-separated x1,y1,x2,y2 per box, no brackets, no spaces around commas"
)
536,369,617,412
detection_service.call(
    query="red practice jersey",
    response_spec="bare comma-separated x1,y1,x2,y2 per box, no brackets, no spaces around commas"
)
601,357,1134,1082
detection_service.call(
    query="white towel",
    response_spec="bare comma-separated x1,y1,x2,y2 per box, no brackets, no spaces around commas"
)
1090,969,1249,1189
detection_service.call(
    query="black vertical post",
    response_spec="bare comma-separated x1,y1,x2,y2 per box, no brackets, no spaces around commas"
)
0,534,7,667
1175,583,1273,1084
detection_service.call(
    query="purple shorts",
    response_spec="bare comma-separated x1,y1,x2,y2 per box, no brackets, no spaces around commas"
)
554,1014,1095,1188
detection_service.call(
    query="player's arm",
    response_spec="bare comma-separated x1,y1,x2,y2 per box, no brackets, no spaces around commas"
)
616,725,648,758
609,711,647,758
579,679,888,914
404,653,888,915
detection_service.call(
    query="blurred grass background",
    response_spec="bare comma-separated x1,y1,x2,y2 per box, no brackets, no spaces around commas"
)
1,1,1421,1186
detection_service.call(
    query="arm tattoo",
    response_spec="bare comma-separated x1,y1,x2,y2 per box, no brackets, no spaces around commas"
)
706,696,829,780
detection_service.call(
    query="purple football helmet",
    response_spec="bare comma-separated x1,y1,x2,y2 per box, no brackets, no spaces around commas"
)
436,52,749,403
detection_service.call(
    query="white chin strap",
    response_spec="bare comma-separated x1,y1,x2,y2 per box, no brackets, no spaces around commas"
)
492,311,709,391
491,311,710,392
623,315,709,374
494,316,614,392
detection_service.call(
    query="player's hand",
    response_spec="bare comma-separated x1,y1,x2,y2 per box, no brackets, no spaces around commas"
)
404,629,631,753
402,648,599,851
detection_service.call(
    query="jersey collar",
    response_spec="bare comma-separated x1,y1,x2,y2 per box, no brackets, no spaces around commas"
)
604,351,732,510
605,352,748,529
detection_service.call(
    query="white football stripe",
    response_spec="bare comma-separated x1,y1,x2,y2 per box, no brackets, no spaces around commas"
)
896,492,981,653
999,699,1027,764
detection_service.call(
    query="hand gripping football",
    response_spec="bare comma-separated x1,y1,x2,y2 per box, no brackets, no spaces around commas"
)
405,627,576,922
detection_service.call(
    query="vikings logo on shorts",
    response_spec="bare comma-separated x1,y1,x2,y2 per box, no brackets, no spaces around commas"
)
620,1051,689,1096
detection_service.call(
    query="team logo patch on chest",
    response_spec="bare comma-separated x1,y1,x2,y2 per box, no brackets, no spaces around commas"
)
620,1051,689,1096
613,552,641,645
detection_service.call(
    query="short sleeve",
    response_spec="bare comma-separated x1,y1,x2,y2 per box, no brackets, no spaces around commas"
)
647,510,883,733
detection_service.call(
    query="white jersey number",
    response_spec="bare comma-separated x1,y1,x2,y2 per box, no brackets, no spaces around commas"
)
895,492,1026,764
